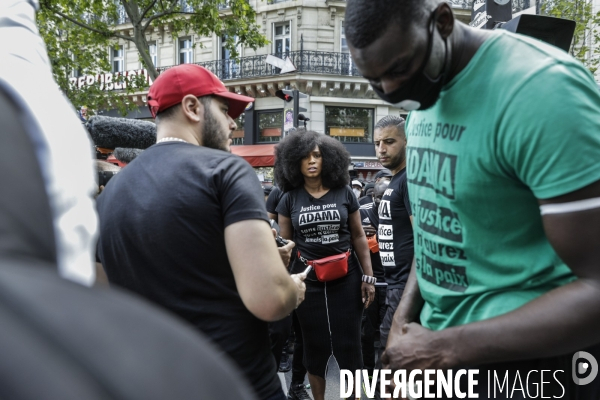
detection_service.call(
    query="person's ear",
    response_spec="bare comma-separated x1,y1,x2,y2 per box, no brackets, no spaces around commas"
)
435,2,455,40
180,95,203,123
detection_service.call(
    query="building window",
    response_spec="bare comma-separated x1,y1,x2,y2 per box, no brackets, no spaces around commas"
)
116,3,128,24
70,67,82,78
340,21,354,75
257,110,283,143
449,0,474,9
221,35,240,79
148,42,158,67
232,113,245,145
325,106,374,143
179,37,193,64
273,22,291,56
341,21,348,53
112,45,124,73
69,52,81,78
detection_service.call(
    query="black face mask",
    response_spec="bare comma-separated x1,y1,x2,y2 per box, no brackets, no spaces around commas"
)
373,9,449,111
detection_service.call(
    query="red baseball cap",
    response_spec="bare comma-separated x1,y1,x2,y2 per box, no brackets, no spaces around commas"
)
147,64,254,119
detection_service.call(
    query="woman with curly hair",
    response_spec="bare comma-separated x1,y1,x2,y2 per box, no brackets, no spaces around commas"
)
275,131,375,400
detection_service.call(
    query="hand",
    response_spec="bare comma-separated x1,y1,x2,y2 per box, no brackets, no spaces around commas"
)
381,323,453,371
361,281,375,309
278,239,295,268
272,229,295,268
95,185,105,199
362,224,376,237
290,272,307,308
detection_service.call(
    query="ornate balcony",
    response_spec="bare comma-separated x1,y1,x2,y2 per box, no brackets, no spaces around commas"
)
158,50,361,81
71,50,373,101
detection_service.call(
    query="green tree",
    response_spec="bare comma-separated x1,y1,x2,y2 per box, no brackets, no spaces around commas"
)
541,0,600,74
37,0,268,114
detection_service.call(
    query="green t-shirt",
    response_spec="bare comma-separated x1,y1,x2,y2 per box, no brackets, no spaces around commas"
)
405,31,600,331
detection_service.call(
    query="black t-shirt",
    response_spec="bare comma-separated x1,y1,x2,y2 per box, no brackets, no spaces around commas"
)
266,186,283,214
359,201,385,281
377,168,414,289
276,185,359,263
358,195,372,207
96,142,280,399
359,197,379,228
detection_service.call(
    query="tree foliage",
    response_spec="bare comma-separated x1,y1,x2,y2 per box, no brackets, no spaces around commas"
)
541,0,600,74
37,0,268,114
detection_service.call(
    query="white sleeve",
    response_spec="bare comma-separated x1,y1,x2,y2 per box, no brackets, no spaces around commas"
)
0,0,99,286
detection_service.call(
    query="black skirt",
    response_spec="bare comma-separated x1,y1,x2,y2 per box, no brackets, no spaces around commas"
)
294,253,364,378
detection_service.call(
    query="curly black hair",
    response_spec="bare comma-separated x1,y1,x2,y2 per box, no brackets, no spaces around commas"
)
274,131,351,193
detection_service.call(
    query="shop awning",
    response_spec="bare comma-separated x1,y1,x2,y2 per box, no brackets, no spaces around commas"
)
231,144,277,167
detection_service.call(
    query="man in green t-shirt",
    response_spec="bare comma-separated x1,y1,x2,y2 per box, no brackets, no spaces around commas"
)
345,0,600,397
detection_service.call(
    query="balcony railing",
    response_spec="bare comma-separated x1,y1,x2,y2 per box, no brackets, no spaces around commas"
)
71,51,363,93
158,51,361,80
448,0,531,12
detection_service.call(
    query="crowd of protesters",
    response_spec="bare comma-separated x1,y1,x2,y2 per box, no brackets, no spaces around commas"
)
3,0,600,399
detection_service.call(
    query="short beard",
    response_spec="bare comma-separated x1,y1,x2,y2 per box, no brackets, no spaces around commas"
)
385,145,406,171
201,98,230,152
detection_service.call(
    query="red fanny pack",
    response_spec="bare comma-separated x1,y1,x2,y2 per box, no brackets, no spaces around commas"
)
300,250,350,282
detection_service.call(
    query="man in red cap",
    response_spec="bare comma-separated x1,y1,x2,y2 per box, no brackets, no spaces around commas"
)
97,65,307,400
147,64,253,151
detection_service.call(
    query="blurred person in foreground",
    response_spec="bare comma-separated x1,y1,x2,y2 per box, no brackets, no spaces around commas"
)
0,79,259,400
96,64,306,400
275,131,376,400
0,0,98,286
346,0,600,397
0,11,259,397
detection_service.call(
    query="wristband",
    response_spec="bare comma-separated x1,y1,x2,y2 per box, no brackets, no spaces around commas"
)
362,275,376,285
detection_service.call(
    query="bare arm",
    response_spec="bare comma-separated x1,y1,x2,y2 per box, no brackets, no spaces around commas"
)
383,180,600,370
349,210,374,277
395,216,421,323
389,258,423,326
349,210,376,308
278,215,293,241
225,219,301,322
267,212,278,222
390,215,420,325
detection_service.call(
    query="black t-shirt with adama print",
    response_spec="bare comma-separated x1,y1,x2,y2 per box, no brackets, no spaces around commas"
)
378,168,413,289
276,185,360,272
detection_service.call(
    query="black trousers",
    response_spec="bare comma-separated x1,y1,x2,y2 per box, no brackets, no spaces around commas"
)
290,310,307,385
269,315,292,367
295,257,364,378
361,286,387,375
375,287,404,400
378,287,404,352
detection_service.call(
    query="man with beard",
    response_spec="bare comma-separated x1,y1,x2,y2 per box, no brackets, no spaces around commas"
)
96,65,306,400
373,116,413,393
345,0,600,397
